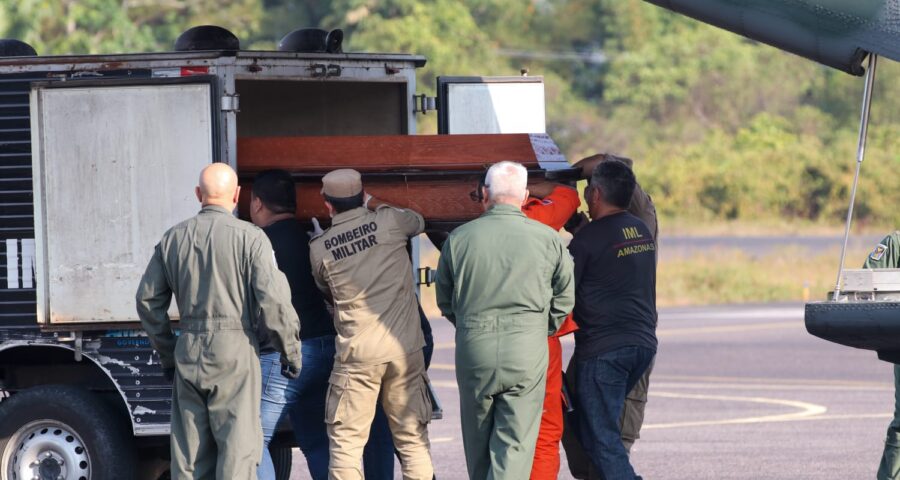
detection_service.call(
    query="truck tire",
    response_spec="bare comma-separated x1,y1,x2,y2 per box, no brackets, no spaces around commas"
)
0,384,136,480
270,445,293,480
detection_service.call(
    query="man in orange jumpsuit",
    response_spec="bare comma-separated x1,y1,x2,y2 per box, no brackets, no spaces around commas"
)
522,182,582,479
510,155,657,479
467,176,582,479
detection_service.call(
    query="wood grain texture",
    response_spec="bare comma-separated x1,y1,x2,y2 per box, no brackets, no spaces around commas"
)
237,134,540,172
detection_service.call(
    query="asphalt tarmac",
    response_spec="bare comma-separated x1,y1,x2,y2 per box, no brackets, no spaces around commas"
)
291,304,893,479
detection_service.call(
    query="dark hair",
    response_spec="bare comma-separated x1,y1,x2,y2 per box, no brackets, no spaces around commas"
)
600,153,633,168
324,192,364,213
590,160,636,209
252,169,296,214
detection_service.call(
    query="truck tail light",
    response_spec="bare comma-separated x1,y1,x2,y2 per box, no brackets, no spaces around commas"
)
152,66,210,78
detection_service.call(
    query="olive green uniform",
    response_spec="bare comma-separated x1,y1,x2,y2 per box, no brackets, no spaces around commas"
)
136,205,301,479
621,182,658,450
435,204,575,480
309,205,433,480
867,232,900,480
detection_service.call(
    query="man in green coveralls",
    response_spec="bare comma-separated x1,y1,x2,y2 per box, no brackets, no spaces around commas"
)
868,231,900,480
435,160,575,480
136,163,302,479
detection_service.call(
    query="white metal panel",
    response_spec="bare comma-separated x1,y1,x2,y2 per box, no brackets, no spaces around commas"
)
446,81,545,134
31,83,214,324
843,268,900,292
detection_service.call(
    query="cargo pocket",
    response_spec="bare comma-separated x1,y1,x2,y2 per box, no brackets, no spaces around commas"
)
325,371,350,425
414,373,434,425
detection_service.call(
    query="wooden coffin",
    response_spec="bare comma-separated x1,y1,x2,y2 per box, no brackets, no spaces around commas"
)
236,133,574,224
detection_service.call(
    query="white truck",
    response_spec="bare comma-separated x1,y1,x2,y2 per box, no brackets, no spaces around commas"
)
0,25,570,480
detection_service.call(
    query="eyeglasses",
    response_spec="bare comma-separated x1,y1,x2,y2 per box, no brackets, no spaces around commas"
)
469,184,489,202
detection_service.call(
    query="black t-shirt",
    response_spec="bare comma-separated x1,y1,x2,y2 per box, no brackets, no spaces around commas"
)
568,211,658,359
258,219,335,353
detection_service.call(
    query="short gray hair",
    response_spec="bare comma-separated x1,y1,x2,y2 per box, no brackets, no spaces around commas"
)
485,161,528,204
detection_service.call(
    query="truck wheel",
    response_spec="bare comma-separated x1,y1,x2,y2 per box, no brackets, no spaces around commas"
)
0,384,136,480
270,445,293,480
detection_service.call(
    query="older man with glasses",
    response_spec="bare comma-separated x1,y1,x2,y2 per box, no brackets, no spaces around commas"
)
436,161,575,480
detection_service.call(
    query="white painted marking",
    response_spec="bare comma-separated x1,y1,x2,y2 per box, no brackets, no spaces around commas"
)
644,391,827,429
431,436,454,444
787,413,891,422
5,239,17,289
20,239,34,289
95,355,141,375
133,406,157,416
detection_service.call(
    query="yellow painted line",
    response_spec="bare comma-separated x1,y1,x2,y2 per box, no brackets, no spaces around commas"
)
650,382,892,392
431,382,888,428
432,380,459,390
430,368,887,392
657,321,799,337
652,374,887,387
432,370,888,391
429,363,456,371
643,391,827,429
434,321,799,351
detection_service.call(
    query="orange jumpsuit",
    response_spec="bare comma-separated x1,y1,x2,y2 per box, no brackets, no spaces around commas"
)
522,185,581,480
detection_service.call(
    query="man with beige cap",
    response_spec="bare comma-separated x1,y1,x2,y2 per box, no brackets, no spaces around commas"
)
309,168,434,480
136,163,302,479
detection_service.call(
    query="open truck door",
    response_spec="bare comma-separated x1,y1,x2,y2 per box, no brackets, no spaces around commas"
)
30,77,218,325
435,75,570,175
0,75,222,480
436,75,546,134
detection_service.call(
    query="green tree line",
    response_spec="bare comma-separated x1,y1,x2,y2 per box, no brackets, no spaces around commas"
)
3,0,899,226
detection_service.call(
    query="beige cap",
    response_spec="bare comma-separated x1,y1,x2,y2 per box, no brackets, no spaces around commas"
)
321,169,363,198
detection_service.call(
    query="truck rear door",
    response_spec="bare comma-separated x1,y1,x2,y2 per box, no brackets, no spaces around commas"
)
30,77,219,325
436,76,546,134
436,75,569,174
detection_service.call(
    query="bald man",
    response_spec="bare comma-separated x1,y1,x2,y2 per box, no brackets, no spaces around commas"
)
137,163,302,479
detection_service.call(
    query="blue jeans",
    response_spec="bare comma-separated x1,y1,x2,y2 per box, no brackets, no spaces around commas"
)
270,336,394,480
575,345,655,480
258,351,292,480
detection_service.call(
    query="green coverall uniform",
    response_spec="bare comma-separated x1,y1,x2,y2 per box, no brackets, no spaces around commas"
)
136,205,302,479
868,231,900,480
435,203,575,480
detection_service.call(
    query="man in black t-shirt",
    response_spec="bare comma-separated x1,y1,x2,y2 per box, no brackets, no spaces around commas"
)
568,160,657,480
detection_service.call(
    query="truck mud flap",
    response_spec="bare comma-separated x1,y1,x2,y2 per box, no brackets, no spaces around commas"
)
805,301,900,352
